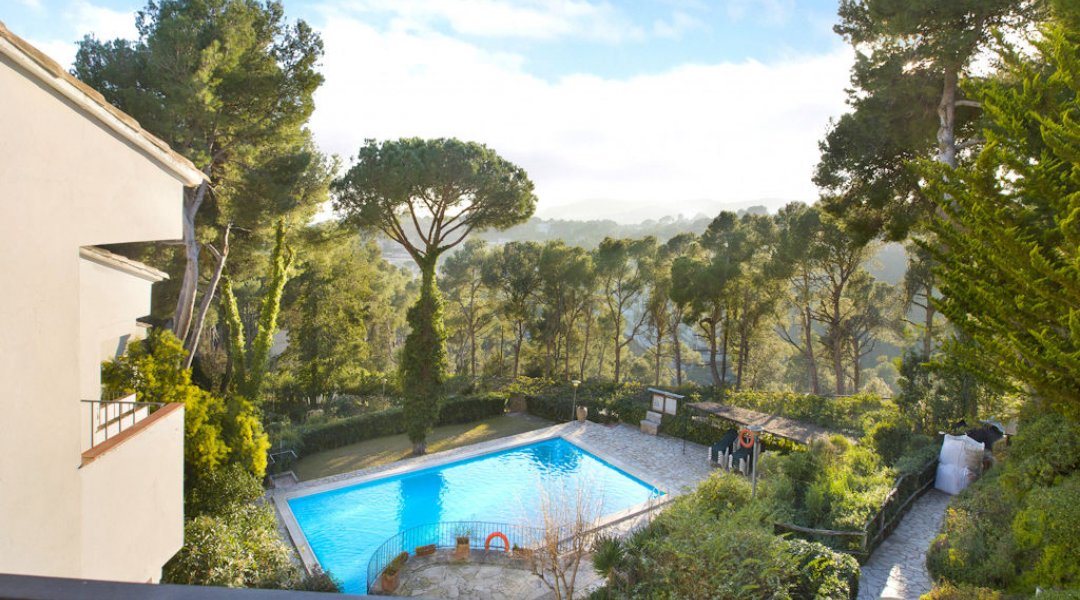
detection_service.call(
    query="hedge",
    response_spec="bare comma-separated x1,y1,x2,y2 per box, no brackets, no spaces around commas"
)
523,381,649,426
295,393,508,456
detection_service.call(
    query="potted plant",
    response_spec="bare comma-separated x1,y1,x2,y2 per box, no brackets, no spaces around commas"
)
454,530,471,560
380,551,408,591
378,561,399,591
512,543,534,561
415,543,436,557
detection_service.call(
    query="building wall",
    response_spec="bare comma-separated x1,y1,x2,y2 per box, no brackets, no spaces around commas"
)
0,52,186,580
80,405,184,583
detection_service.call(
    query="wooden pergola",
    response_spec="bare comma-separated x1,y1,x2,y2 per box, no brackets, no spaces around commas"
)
687,401,844,446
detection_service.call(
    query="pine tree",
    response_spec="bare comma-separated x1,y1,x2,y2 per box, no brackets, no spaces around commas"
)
923,22,1080,419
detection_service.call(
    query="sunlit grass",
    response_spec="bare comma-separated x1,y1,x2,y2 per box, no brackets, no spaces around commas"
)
292,413,553,481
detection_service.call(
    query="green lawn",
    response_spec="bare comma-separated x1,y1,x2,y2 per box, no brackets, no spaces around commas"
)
292,413,554,481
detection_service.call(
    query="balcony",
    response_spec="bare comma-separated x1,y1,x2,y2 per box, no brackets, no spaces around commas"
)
82,395,165,449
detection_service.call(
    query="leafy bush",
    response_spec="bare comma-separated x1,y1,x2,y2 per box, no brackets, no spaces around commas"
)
163,501,300,589
866,415,916,466
920,583,1004,600
784,538,860,600
524,380,649,425
926,468,1021,590
296,393,508,455
185,463,264,518
1012,472,1080,589
694,471,753,516
1005,413,1080,491
436,392,507,425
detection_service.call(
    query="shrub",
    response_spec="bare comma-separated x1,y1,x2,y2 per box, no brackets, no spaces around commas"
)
1012,472,1080,589
926,468,1020,590
866,415,915,466
163,502,299,589
1006,413,1080,491
784,538,860,600
296,393,508,455
185,463,264,518
694,471,753,516
920,583,1004,600
436,392,507,425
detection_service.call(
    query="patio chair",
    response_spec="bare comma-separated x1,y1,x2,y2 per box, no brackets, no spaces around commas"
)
709,429,739,465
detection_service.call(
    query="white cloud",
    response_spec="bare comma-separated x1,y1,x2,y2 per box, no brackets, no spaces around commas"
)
72,0,138,41
310,16,852,221
20,1,137,70
327,0,643,42
722,0,795,26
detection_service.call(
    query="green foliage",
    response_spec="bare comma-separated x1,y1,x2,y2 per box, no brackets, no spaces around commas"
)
928,413,1080,594
185,463,263,518
784,538,860,600
1005,413,1080,490
294,393,508,455
163,501,299,589
101,329,268,480
521,380,649,425
1012,473,1080,589
401,270,448,453
923,23,1080,421
601,474,859,599
222,220,295,401
866,415,916,466
926,468,1022,591
920,583,1005,600
335,138,536,452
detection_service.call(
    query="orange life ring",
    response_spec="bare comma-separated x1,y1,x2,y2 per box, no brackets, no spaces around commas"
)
738,428,756,448
484,531,510,552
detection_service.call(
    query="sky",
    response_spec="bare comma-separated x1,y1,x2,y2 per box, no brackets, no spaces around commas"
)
4,0,854,222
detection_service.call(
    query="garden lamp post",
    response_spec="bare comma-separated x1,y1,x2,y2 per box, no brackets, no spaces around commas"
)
571,379,581,422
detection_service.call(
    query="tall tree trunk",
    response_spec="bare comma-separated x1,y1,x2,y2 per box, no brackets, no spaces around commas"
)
672,320,682,386
612,314,623,384
579,308,592,381
923,283,935,358
850,336,862,392
831,291,846,395
720,310,730,387
703,319,721,386
803,304,820,394
937,64,959,169
653,324,663,387
173,180,209,343
183,223,230,369
513,321,524,379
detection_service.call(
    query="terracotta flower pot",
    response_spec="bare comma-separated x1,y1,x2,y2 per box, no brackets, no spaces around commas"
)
415,544,436,557
576,406,588,422
380,570,399,592
453,540,470,560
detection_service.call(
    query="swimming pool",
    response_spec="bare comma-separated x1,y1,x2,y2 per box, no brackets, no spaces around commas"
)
286,437,662,593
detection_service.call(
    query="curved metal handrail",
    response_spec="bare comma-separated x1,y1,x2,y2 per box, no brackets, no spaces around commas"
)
365,520,547,592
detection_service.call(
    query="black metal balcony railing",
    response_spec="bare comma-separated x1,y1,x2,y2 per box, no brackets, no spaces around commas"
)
365,521,550,592
82,398,165,448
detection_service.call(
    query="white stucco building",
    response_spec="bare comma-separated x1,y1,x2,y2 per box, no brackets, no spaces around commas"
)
0,21,204,582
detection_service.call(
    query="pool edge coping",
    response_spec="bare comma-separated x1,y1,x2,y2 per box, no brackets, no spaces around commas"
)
271,421,693,577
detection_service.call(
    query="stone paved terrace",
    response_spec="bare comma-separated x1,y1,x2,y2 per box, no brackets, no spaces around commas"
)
272,418,713,585
389,548,604,599
858,490,952,600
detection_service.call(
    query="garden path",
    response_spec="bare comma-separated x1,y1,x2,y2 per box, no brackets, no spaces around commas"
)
857,490,951,600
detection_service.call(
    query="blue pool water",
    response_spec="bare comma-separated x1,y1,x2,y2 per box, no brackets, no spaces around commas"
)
287,438,661,593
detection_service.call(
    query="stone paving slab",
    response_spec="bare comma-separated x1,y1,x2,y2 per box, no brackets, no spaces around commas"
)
858,490,951,600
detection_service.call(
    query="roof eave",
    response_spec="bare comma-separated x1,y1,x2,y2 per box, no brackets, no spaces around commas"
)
0,21,207,187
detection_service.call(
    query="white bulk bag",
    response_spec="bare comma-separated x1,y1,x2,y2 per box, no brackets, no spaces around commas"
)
939,434,967,466
935,463,974,495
